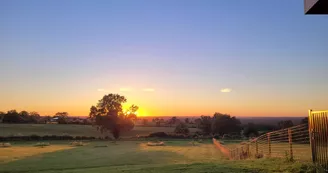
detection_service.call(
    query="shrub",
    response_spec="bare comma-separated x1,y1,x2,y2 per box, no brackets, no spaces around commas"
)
167,133,189,139
50,135,58,140
148,132,168,138
174,123,190,135
62,135,73,140
30,134,41,140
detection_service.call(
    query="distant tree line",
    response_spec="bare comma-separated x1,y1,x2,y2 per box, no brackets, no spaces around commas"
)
136,115,309,139
0,110,41,124
0,110,91,125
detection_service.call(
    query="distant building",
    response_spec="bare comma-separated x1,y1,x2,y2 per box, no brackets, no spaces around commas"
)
47,117,59,124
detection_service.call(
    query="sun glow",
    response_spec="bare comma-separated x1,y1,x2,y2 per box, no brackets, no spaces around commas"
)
122,103,149,117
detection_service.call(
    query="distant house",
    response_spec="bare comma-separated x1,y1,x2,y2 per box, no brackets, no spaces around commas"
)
47,117,59,124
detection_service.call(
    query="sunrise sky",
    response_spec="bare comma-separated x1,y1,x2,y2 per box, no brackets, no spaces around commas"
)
1,0,327,117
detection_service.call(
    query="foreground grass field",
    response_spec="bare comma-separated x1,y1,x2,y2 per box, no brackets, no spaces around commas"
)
0,124,198,138
0,140,313,173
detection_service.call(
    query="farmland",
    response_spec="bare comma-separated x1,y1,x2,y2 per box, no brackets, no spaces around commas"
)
0,124,198,138
0,124,315,172
0,140,314,173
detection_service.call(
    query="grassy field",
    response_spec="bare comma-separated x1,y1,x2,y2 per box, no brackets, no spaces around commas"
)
0,140,314,173
0,124,199,138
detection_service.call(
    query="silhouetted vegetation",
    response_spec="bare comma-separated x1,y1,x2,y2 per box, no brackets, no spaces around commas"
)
184,118,190,124
277,120,294,129
197,113,241,137
148,132,169,138
199,116,213,134
174,123,190,135
242,123,259,137
301,117,308,124
0,110,92,125
0,135,97,141
212,113,241,135
142,119,149,126
167,116,178,127
54,112,69,124
152,118,161,127
1,110,41,124
145,132,195,139
89,94,138,139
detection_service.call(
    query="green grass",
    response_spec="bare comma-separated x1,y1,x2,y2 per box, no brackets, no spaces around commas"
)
0,140,314,173
0,124,199,138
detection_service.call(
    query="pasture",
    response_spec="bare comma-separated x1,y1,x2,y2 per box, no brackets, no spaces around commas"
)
0,140,313,173
0,124,198,138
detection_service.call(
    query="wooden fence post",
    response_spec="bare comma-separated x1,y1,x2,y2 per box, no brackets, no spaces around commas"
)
288,128,293,161
267,133,271,157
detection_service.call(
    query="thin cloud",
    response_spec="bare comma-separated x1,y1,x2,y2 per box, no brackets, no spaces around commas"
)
221,88,232,93
119,88,132,92
143,88,155,92
97,88,107,92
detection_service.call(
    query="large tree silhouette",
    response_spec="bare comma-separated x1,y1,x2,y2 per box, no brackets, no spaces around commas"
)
89,94,138,139
211,112,241,136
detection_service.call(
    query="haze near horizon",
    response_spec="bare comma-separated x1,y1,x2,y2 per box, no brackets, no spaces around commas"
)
1,0,327,117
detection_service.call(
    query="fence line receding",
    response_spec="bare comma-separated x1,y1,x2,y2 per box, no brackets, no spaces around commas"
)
213,123,311,161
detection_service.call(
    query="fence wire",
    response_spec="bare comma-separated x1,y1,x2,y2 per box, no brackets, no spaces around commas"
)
213,124,311,161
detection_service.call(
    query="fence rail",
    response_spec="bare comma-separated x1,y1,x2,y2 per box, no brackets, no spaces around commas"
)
213,110,328,172
213,123,311,161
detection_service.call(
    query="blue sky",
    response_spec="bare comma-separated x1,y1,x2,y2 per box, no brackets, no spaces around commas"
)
1,0,327,116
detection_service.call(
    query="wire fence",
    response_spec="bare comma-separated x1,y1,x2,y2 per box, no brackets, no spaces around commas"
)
214,123,311,161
